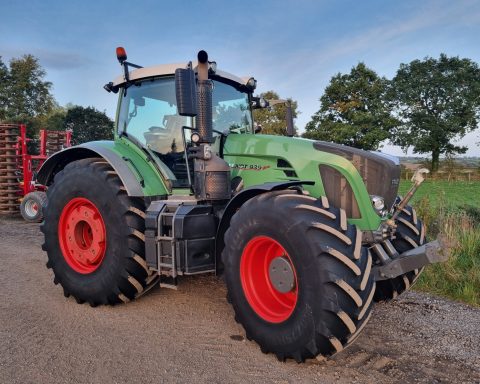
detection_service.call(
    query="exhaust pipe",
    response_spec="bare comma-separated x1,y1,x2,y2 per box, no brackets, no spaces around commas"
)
196,50,213,144
188,50,231,202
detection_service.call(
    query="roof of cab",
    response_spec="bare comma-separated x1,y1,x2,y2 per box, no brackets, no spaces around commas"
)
112,61,251,87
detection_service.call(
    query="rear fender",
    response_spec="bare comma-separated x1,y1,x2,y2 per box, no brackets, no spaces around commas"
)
37,142,145,196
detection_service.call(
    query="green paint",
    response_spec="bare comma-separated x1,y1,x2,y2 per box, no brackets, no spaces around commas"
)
103,130,382,230
223,133,381,230
94,138,169,197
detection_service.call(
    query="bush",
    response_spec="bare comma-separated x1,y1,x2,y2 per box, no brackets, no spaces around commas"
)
410,196,480,306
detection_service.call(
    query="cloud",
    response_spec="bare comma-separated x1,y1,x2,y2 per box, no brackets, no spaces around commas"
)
242,0,480,132
1,47,89,70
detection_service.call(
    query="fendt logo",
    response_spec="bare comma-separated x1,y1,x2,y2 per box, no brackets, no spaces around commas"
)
229,163,271,171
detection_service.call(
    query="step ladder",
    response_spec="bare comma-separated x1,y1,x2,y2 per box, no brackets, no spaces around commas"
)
157,205,179,289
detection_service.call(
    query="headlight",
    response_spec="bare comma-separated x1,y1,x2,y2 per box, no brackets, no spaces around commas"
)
247,77,257,90
370,195,386,216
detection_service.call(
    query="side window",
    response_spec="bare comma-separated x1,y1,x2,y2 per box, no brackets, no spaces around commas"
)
212,81,252,134
117,78,190,154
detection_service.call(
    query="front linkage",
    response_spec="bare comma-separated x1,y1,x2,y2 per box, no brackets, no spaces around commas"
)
369,169,449,295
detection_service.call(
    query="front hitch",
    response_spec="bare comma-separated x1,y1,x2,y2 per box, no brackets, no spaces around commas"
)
372,236,450,281
389,168,429,223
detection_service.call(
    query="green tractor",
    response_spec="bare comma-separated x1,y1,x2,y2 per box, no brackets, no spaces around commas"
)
38,49,447,362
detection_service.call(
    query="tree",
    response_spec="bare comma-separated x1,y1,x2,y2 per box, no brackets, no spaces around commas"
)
0,55,55,121
64,106,114,145
34,104,67,131
0,57,9,121
389,54,480,172
253,91,299,135
303,63,397,150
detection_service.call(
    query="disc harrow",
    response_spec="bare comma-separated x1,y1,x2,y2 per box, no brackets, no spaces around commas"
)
0,123,72,216
0,124,21,214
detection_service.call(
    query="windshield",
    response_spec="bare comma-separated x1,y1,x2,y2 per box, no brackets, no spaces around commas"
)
117,77,253,154
212,81,252,134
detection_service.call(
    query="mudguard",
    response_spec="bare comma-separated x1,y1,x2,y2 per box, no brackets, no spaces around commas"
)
215,180,314,273
36,142,145,196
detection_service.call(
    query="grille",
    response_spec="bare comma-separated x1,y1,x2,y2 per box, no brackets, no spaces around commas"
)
319,165,361,218
314,141,400,212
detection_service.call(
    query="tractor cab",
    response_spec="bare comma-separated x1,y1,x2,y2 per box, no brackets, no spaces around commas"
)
107,53,255,188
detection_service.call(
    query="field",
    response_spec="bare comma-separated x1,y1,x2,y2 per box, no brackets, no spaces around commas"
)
398,180,480,209
398,180,480,306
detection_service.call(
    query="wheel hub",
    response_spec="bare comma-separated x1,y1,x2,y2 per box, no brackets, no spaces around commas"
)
24,199,38,217
268,256,295,293
240,236,298,323
58,197,106,274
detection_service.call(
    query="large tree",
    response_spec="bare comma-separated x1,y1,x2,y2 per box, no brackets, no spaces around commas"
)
303,63,396,150
253,91,299,135
389,54,480,172
0,57,9,121
0,55,55,121
64,106,114,145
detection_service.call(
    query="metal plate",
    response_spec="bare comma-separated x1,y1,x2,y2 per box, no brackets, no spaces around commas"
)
268,256,295,293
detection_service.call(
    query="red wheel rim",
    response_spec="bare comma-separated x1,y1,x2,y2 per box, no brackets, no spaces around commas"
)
240,236,298,323
58,197,107,274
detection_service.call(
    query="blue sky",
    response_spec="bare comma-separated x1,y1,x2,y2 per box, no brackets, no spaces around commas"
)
1,0,480,156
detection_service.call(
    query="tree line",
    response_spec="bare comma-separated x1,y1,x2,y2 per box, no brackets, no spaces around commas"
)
0,55,113,145
256,54,480,172
1,53,479,172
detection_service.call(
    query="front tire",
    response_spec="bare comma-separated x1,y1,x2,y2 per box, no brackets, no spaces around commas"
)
374,203,426,301
41,158,156,306
223,191,376,362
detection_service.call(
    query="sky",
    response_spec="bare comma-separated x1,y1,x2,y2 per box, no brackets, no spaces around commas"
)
1,0,480,156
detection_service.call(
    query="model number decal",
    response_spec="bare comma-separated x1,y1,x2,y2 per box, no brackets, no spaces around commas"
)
229,163,271,171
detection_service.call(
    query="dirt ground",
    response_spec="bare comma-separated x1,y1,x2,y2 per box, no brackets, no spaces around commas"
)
0,216,479,384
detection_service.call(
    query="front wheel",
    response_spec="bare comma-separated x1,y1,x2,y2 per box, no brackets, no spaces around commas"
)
223,191,376,362
374,202,426,301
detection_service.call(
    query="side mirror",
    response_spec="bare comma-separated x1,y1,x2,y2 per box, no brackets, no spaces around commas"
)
286,103,294,137
175,68,197,117
254,124,262,134
251,96,269,109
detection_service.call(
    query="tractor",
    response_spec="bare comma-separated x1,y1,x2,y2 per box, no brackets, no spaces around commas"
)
37,48,448,362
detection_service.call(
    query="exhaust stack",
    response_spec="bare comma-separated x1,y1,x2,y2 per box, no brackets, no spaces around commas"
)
196,50,213,144
186,50,231,202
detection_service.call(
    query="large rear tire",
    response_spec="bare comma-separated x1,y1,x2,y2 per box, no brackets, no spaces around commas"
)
222,191,376,362
41,158,157,306
374,203,426,301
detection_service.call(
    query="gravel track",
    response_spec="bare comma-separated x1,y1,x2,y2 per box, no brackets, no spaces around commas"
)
0,216,479,383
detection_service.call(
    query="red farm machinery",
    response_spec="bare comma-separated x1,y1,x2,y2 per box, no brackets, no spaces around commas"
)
0,123,71,222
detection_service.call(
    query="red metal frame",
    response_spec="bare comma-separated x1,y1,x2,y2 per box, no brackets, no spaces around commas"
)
16,124,72,196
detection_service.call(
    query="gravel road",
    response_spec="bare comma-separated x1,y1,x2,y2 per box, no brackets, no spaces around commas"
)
0,216,479,384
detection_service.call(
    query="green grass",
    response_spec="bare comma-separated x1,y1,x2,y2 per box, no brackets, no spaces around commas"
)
398,180,480,209
397,180,480,306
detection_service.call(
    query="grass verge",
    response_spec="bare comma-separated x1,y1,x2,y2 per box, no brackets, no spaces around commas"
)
398,181,480,306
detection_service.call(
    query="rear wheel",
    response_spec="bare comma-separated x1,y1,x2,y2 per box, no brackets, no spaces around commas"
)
223,191,376,362
41,158,157,306
20,191,47,222
374,203,426,301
